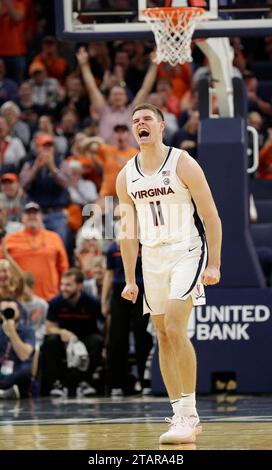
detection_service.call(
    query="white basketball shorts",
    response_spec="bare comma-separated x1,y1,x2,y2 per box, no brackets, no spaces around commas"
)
142,235,207,315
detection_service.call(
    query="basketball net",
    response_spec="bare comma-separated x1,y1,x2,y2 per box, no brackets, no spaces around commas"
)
142,7,205,66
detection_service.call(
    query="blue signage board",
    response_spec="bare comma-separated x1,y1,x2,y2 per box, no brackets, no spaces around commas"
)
151,288,272,393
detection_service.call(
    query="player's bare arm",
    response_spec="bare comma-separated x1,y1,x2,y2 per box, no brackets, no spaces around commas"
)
177,152,222,286
116,167,139,303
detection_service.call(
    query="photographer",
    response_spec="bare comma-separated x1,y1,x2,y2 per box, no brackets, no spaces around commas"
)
0,298,35,399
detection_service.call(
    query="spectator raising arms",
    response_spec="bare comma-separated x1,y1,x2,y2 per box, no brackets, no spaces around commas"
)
76,47,157,146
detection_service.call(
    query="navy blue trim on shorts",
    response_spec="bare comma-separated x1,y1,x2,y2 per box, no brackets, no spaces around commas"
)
180,235,206,299
192,199,205,236
143,290,153,312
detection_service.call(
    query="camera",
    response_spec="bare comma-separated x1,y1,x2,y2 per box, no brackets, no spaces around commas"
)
1,307,15,320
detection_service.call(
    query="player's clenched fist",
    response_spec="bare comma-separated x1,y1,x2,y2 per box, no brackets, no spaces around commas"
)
121,283,139,304
201,266,220,286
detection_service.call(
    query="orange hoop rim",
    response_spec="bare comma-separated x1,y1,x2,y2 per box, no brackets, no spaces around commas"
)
141,6,205,22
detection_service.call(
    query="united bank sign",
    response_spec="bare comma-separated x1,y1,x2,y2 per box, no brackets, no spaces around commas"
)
188,305,271,340
152,289,272,392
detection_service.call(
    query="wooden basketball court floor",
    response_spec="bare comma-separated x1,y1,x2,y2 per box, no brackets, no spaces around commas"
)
0,394,271,450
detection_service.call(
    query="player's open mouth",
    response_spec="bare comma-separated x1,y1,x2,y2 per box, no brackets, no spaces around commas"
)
138,129,150,138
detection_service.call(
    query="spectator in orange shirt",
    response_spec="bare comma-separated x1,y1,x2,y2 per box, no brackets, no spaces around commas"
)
70,136,104,191
30,36,69,85
157,62,192,100
0,0,27,84
99,124,138,198
5,202,69,300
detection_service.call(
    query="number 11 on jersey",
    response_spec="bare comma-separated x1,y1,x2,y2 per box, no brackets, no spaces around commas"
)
149,201,165,226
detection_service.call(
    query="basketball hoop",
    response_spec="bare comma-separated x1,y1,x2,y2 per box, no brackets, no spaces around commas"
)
142,7,205,66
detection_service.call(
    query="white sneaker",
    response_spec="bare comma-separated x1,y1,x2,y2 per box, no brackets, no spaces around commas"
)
0,385,20,400
49,381,68,399
142,387,152,396
110,388,124,397
76,382,96,398
159,415,202,445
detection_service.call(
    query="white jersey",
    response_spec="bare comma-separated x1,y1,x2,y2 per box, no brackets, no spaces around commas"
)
126,147,205,247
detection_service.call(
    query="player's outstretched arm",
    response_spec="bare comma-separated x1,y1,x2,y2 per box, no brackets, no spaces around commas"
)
116,167,139,303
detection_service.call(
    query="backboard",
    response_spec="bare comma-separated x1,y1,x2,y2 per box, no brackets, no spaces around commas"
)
55,1,272,41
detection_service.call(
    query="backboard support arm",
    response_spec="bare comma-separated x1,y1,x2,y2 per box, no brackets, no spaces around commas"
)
196,37,234,118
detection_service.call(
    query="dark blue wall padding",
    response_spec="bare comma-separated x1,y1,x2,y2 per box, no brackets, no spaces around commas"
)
198,117,265,287
198,78,209,120
251,223,272,248
254,200,272,223
251,178,272,200
233,77,248,118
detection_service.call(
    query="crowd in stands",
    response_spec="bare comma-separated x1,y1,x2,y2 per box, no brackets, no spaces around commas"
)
1,0,272,399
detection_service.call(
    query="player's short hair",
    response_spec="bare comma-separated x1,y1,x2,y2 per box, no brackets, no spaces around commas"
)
132,103,164,122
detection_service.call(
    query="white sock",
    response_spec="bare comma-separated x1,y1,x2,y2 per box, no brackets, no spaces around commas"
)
179,392,197,417
170,398,182,416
